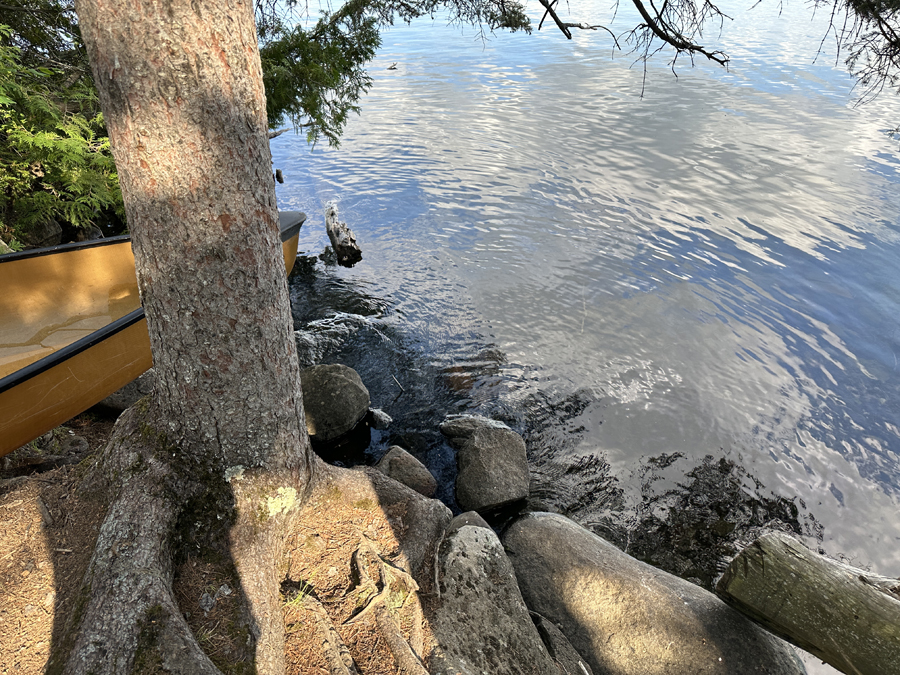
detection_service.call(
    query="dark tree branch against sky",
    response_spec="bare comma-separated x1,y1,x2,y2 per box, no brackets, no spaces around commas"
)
1,0,899,146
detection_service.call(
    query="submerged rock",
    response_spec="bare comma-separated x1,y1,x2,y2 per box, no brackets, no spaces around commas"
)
429,520,558,675
502,512,806,675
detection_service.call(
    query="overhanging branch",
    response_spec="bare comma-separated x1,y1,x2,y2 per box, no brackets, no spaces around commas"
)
629,0,728,64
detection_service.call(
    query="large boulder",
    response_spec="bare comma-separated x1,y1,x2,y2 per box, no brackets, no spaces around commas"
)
502,512,806,675
440,415,530,515
22,218,62,248
375,446,437,498
428,514,559,675
299,364,370,444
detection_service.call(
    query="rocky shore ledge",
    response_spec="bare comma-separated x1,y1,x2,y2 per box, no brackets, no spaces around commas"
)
4,363,814,675
106,364,808,674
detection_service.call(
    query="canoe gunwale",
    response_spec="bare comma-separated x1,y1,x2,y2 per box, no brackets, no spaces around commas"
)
0,210,306,395
0,308,146,395
0,211,305,265
0,235,132,264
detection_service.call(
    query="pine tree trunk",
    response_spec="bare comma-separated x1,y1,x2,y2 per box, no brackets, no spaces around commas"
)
66,2,317,672
75,0,311,474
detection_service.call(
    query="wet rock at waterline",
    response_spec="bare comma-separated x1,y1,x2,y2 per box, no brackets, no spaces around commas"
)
299,364,370,446
440,415,530,516
368,407,392,430
429,521,559,675
439,414,513,448
375,446,437,497
502,512,806,675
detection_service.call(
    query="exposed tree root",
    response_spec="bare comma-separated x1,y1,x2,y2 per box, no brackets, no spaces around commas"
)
228,470,299,675
348,535,429,675
52,403,452,675
58,407,222,675
305,593,361,675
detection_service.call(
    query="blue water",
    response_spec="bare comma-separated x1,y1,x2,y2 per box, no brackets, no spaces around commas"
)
275,0,900,632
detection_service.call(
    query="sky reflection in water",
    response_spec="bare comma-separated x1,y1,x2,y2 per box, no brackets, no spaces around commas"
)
275,0,900,607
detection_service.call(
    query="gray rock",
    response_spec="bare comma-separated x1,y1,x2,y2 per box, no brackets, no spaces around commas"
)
300,364,370,443
532,613,594,675
502,512,805,675
440,414,512,449
455,426,530,515
429,524,559,675
375,446,437,498
76,225,104,241
22,218,62,248
0,238,12,254
446,511,491,536
369,408,392,430
60,435,89,455
98,369,156,413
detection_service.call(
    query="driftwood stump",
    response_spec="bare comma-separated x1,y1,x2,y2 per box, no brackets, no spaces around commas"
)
325,205,362,267
716,532,900,675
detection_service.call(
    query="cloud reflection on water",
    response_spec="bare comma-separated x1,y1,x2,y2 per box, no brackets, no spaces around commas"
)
274,0,900,587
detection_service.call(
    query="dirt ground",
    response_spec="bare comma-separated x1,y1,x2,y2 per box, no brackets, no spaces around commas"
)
0,412,428,675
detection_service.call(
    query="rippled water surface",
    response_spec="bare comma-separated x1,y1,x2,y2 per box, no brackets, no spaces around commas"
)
275,0,900,608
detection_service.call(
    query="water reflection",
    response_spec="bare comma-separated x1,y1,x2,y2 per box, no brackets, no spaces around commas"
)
276,0,900,602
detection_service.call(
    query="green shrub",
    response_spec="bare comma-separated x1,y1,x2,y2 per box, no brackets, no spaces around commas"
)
0,24,124,247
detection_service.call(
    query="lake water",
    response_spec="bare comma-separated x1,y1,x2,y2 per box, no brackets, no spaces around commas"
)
274,1,899,668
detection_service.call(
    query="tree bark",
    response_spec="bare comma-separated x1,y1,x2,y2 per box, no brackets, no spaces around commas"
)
70,1,317,672
716,532,900,675
75,0,311,474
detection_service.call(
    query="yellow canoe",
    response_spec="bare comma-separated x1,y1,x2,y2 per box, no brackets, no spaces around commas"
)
0,211,306,457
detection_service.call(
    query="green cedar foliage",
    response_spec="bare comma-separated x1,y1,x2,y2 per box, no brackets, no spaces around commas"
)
0,24,122,247
260,0,382,147
257,0,530,146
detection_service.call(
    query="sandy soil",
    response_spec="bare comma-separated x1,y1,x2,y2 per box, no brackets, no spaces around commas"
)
0,413,425,675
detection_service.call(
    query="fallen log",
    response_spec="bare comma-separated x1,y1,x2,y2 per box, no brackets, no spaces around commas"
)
716,531,900,675
325,204,362,267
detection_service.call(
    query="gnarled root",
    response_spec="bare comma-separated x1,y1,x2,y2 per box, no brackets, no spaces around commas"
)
58,407,222,675
348,535,428,675
305,593,361,675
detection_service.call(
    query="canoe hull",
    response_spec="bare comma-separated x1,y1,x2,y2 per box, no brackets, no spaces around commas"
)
0,313,152,454
0,211,305,457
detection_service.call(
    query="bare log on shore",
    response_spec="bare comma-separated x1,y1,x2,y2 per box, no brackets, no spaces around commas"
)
325,204,362,267
716,531,900,675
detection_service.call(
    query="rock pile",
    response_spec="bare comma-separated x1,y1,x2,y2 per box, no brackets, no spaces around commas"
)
97,362,808,674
